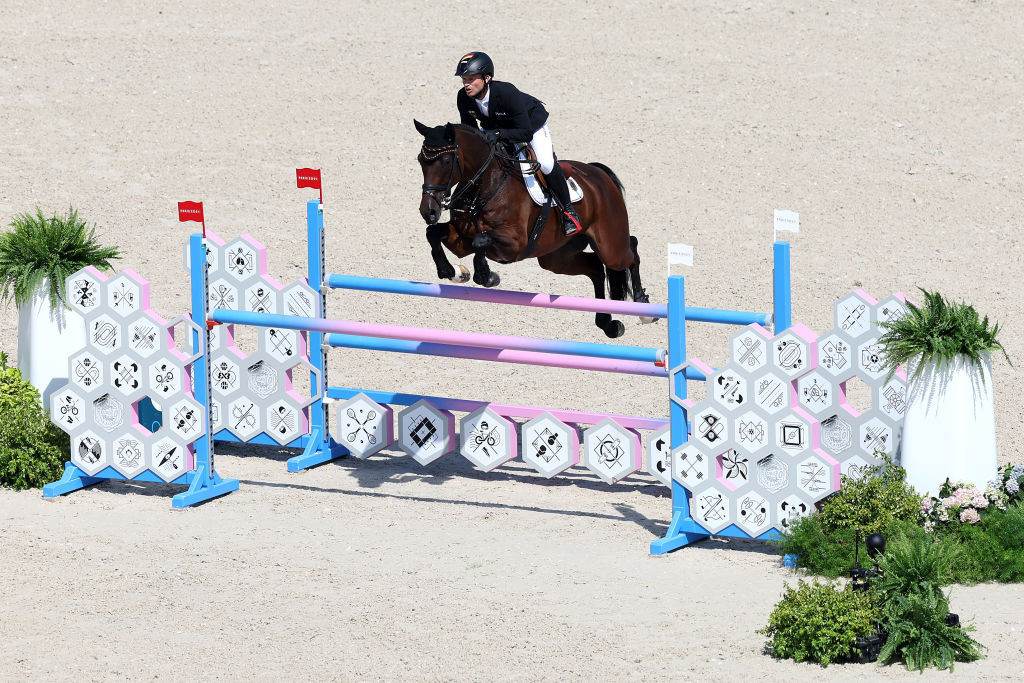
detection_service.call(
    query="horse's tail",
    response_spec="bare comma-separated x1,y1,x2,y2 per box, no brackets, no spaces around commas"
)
588,162,625,196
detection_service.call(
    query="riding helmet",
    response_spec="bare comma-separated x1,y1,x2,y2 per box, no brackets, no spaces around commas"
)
455,52,494,78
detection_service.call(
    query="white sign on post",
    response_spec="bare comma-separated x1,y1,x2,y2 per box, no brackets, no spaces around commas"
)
667,243,694,278
773,209,799,242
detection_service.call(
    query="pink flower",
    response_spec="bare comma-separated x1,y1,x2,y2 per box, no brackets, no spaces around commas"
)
941,496,956,509
972,495,988,509
921,497,936,512
960,508,981,524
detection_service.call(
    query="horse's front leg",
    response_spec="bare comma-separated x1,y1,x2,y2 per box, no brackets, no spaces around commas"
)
426,223,470,283
470,231,501,288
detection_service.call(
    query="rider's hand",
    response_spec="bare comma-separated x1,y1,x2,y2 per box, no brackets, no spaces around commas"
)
482,130,500,144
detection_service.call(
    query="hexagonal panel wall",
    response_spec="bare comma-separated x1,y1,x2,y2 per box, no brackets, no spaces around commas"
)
335,393,394,459
643,424,671,487
459,407,517,472
397,400,455,465
522,413,579,478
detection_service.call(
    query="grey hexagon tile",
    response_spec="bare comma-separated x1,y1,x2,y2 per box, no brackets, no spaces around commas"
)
246,356,281,400
460,407,517,472
221,235,267,282
336,393,393,459
68,349,105,395
729,325,772,373
93,393,127,432
166,396,205,443
819,411,856,459
733,410,770,455
643,424,671,487
856,336,888,383
834,290,877,340
777,493,815,532
691,485,732,534
71,430,109,476
715,448,752,490
754,453,790,495
262,327,302,364
125,313,164,359
110,429,149,479
691,404,729,451
795,450,839,502
751,369,790,415
65,267,107,319
209,277,240,312
397,400,455,465
872,294,910,332
582,419,641,484
150,435,191,482
735,490,773,537
770,324,817,378
210,353,244,396
243,279,280,315
709,366,749,412
148,356,186,405
87,313,124,356
522,413,579,478
51,386,87,433
110,354,145,400
774,409,815,456
281,280,320,318
859,412,896,457
226,396,262,441
876,372,908,424
267,400,305,446
105,271,147,318
796,370,836,416
816,332,855,380
671,442,711,489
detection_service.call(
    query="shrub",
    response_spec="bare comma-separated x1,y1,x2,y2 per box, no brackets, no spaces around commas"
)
759,579,878,666
816,456,921,535
952,503,1024,584
0,352,68,489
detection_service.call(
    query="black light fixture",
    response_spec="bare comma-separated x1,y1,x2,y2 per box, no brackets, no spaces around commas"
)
851,530,887,591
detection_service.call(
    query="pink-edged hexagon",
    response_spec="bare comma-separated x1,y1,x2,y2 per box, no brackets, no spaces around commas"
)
267,399,306,446
691,485,732,534
834,290,877,340
105,270,148,318
715,448,752,491
730,325,772,372
816,332,854,380
68,349,104,395
50,385,87,433
582,419,641,484
691,404,729,450
397,400,455,465
709,367,749,412
281,280,320,319
796,370,836,416
671,441,712,490
735,490,773,537
336,393,394,459
460,407,517,472
751,369,790,415
644,424,671,486
222,235,267,283
795,450,839,501
522,413,580,478
734,410,770,455
65,267,107,319
770,324,817,378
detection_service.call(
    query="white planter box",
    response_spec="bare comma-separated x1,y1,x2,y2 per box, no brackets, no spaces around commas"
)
16,279,86,407
900,352,997,495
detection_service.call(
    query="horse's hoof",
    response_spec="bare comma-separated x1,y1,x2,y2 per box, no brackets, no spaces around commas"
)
483,272,500,288
603,320,625,338
437,264,456,280
450,265,470,283
639,316,659,325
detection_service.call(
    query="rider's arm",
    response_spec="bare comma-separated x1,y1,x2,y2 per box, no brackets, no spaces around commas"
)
491,82,534,144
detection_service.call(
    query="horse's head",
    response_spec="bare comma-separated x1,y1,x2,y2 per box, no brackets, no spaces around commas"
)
415,119,459,225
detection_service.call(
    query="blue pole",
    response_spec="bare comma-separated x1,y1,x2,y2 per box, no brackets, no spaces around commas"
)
773,241,792,333
684,306,768,327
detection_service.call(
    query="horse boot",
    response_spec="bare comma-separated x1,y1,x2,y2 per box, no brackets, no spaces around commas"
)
544,163,582,236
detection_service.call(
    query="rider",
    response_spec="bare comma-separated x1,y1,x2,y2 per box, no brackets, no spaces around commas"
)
454,51,582,236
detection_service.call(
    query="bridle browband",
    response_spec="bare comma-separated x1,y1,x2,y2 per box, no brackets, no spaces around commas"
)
418,133,498,216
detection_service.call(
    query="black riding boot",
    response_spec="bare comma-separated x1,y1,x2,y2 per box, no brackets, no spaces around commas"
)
544,162,582,236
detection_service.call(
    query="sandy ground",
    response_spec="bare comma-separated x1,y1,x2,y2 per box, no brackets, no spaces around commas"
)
1,0,1023,679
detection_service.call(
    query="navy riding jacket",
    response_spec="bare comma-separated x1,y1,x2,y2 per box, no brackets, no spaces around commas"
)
457,81,549,144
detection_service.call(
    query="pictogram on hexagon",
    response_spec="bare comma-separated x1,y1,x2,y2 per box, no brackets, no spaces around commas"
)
88,313,123,355
459,407,517,472
65,267,107,319
184,231,224,274
777,493,814,531
875,373,908,424
856,337,888,382
522,413,579,478
582,419,641,484
859,414,895,456
751,369,790,415
208,323,225,353
716,448,752,491
93,393,127,432
71,430,110,476
148,356,186,405
125,313,164,358
222,236,267,282
244,279,279,315
267,400,306,446
246,358,279,400
774,410,814,455
733,410,769,455
397,400,455,465
110,354,144,400
51,386,87,432
110,429,150,479
262,327,302,363
150,435,191,482
735,490,773,537
691,485,732,534
281,280,320,318
671,441,711,489
796,370,835,416
209,277,240,312
691,405,728,450
842,454,875,479
819,412,855,458
226,397,262,441
709,367,748,412
872,294,909,332
834,290,877,340
210,397,226,434
730,325,771,373
770,325,816,378
166,396,205,443
210,353,243,396
643,424,671,486
795,451,838,501
105,271,147,317
816,332,854,380
336,393,393,459
754,453,790,494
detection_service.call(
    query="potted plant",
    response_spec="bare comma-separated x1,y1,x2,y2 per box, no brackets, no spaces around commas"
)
0,207,120,406
879,289,1010,495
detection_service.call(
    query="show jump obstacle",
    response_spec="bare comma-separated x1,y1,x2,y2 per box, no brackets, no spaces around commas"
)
43,186,909,554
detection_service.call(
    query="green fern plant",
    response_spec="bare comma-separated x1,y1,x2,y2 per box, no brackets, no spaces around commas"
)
878,289,1010,380
0,207,120,309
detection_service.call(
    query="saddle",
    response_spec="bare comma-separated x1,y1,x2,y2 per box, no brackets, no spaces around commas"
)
515,145,584,207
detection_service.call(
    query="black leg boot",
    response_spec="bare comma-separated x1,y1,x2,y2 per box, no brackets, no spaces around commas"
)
544,162,582,236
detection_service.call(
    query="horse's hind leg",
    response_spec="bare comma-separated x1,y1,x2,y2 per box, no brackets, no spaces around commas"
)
628,235,657,324
538,243,624,338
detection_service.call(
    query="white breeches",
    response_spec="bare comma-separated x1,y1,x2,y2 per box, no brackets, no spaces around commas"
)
529,124,555,175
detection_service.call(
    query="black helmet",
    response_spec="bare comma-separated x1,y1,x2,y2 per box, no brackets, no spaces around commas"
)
455,52,494,78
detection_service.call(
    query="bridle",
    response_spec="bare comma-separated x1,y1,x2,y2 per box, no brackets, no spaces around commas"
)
418,133,499,219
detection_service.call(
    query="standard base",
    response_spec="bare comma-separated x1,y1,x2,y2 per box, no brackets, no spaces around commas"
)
286,429,349,472
43,462,239,509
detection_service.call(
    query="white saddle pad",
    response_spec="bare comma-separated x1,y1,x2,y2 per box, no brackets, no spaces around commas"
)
518,148,584,207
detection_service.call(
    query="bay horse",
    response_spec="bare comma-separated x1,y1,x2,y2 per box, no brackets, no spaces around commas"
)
414,120,652,338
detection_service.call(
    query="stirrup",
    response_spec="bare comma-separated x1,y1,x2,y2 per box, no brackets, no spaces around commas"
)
561,209,582,236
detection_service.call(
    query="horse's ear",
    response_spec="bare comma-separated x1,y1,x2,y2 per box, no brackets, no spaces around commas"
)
414,119,430,137
444,123,455,141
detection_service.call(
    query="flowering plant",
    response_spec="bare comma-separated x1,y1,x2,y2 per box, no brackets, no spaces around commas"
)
989,463,1024,507
918,476,1011,534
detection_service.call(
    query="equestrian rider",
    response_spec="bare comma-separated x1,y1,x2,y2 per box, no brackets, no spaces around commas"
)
455,51,583,236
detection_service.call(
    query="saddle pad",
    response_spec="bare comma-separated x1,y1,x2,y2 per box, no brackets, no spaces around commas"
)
518,149,584,207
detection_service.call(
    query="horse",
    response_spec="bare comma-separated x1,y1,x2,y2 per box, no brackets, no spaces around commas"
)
414,120,653,338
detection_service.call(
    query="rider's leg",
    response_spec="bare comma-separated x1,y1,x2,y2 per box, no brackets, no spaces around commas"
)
530,124,582,236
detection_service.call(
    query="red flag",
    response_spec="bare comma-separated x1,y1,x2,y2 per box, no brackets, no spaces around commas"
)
178,201,204,223
296,168,321,190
